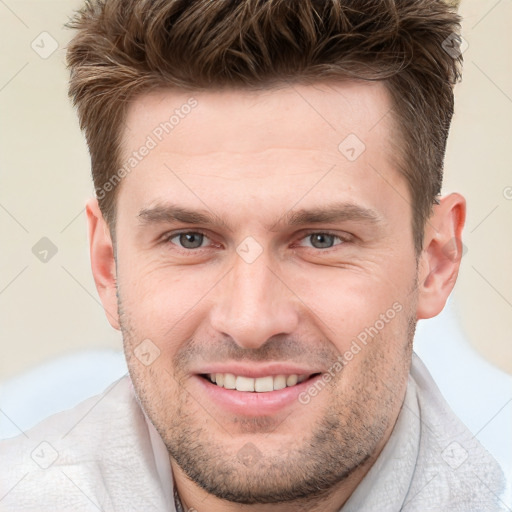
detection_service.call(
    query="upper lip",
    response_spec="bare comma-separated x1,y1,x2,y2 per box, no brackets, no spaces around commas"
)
195,363,323,379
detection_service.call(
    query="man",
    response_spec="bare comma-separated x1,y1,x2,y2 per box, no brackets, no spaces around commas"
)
1,0,508,510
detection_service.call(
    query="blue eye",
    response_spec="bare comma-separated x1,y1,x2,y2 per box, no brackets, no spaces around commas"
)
299,232,345,249
307,233,337,249
163,230,347,253
168,232,208,249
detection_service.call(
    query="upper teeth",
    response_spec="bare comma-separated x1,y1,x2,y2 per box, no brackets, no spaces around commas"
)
208,373,309,392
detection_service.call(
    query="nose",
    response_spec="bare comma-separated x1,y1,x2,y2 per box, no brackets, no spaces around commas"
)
209,249,300,350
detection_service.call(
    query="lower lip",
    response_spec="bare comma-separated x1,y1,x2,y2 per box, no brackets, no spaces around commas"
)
193,374,323,416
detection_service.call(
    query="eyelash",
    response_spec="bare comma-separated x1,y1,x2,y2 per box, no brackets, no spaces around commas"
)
161,229,351,253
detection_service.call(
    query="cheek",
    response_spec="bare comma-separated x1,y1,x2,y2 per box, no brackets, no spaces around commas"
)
327,301,414,429
286,257,415,345
117,263,216,374
117,259,203,328
127,361,180,429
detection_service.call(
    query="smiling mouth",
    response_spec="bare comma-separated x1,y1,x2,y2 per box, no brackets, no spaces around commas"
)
199,373,322,392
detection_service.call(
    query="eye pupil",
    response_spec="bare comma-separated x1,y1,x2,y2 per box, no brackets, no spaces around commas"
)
180,233,204,249
310,233,334,249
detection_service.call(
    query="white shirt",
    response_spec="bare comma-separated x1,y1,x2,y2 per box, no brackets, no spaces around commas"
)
0,353,507,511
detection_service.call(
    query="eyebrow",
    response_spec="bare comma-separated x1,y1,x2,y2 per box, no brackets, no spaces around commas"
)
137,201,382,232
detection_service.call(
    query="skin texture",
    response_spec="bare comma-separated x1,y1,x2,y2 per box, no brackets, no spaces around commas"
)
87,81,465,512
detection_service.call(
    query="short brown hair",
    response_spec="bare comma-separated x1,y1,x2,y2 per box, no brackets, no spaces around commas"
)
66,0,463,253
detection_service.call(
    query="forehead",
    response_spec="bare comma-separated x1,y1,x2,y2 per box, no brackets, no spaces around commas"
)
122,80,396,160
117,81,406,228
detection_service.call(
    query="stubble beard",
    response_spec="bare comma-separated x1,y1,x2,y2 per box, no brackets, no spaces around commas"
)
117,286,417,507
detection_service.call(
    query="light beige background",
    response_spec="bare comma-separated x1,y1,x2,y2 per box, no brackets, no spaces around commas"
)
1,0,511,381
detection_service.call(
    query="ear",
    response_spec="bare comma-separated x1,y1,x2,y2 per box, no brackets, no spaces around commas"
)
86,197,120,330
416,193,466,320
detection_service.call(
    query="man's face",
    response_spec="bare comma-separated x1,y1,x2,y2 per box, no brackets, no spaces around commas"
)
114,81,419,504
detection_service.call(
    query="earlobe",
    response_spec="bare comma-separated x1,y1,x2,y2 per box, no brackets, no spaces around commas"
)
86,197,120,330
416,193,466,320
